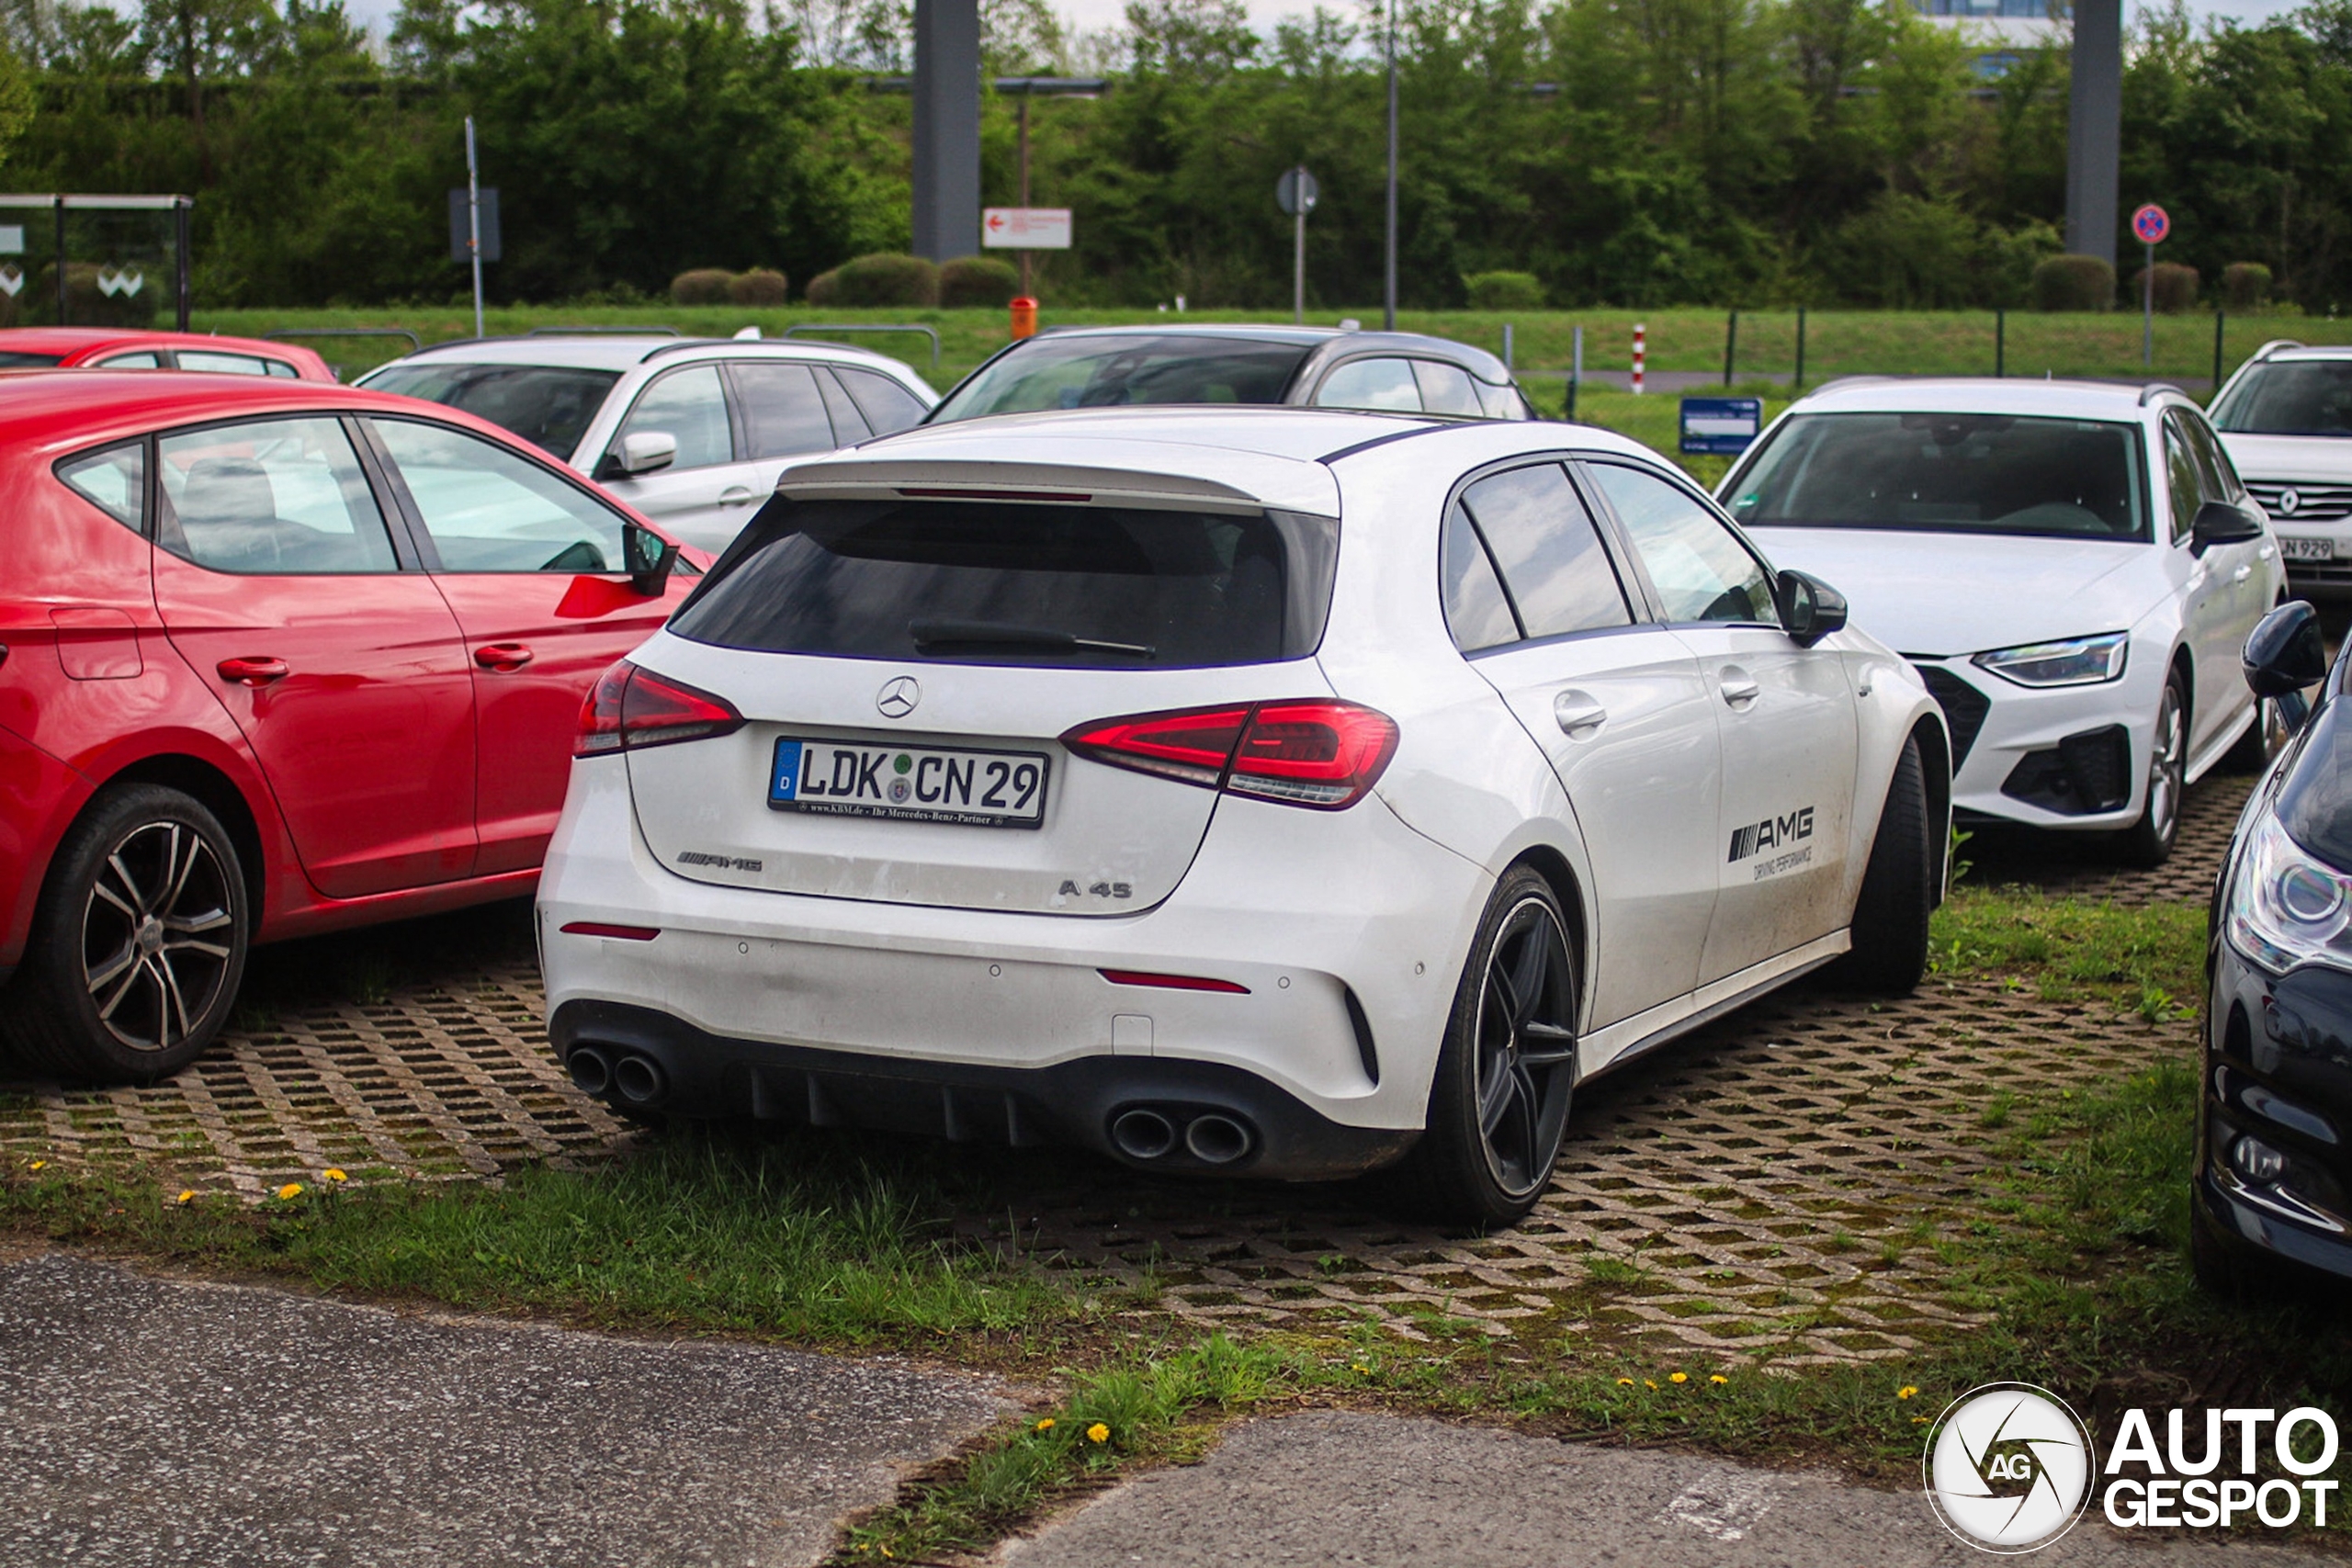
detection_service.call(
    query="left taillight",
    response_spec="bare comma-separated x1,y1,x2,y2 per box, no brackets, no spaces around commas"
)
574,660,744,758
1061,699,1398,810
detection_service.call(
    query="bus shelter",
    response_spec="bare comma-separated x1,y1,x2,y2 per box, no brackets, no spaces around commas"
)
0,194,192,331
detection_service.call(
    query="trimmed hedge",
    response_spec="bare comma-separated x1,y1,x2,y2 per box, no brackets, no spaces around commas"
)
2130,262,2200,313
670,267,734,305
2222,262,2272,311
1464,270,1545,310
2031,254,2116,312
807,254,939,307
729,267,790,306
939,255,1020,309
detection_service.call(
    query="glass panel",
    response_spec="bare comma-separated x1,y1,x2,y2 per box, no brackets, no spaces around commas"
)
1724,412,2149,541
359,364,621,462
816,368,872,444
265,359,300,378
838,367,931,434
732,362,837,459
175,351,272,377
2213,361,2352,436
1412,360,1484,417
1441,501,1521,651
1476,378,1528,420
1314,357,1422,412
1590,462,1774,625
2177,409,2241,501
374,417,631,574
931,334,1308,420
0,351,62,367
56,440,145,534
615,364,731,471
2165,416,2203,542
1459,464,1633,638
97,352,162,369
157,417,399,574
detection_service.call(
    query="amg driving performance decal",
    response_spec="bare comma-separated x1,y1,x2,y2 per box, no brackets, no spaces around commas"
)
677,851,764,873
1728,807,1815,863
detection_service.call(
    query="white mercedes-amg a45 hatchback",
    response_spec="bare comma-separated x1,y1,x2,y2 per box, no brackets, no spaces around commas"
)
537,409,1951,1225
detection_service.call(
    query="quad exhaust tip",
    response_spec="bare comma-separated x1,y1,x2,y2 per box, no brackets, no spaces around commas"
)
1107,1106,1255,1166
1184,1113,1251,1166
1110,1108,1177,1160
612,1053,668,1107
567,1044,613,1097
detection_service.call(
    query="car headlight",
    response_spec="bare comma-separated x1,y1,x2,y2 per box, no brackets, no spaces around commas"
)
2227,813,2352,976
1972,632,2130,687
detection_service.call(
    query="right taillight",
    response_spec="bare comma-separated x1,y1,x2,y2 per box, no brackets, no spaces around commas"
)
574,660,744,758
1061,699,1397,810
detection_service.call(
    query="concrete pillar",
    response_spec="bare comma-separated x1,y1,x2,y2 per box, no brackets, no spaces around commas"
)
910,0,981,262
2064,0,2122,268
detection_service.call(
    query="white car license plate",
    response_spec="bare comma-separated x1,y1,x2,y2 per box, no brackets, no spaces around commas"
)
2281,535,2335,562
769,737,1049,829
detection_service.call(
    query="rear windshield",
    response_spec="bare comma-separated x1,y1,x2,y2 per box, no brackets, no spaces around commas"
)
672,498,1338,669
930,335,1311,422
360,363,620,461
2212,361,2352,436
1725,412,2149,541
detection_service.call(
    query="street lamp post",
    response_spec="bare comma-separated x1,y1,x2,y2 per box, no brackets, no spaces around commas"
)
1384,0,1398,331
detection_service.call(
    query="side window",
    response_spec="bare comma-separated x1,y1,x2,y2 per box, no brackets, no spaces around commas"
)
2177,408,2244,502
97,352,162,369
1587,462,1774,625
1412,361,1484,417
156,417,399,574
1476,379,1529,420
175,351,272,377
1314,358,1422,412
2162,412,2204,544
373,418,631,574
816,367,873,443
731,363,839,459
615,364,732,471
265,359,300,379
56,441,147,535
1458,463,1633,639
836,367,929,434
1441,501,1521,652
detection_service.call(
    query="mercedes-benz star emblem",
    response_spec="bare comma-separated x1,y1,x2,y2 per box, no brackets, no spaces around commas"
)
876,676,922,718
2278,487,2303,515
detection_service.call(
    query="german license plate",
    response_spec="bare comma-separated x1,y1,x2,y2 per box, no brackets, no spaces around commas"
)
768,737,1049,828
2281,535,2335,562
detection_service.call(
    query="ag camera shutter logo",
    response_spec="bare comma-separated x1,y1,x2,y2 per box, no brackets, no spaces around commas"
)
1923,1382,2093,1552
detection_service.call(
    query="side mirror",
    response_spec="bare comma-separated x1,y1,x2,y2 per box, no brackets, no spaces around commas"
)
1776,570,1848,648
2191,499,2266,552
2245,600,2327,739
624,521,680,598
607,430,677,479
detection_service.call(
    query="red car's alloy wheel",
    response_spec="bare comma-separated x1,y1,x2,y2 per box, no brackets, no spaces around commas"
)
79,818,238,1053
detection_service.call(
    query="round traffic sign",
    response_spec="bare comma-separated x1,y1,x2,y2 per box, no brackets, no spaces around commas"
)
1276,167,1319,218
2132,203,2170,244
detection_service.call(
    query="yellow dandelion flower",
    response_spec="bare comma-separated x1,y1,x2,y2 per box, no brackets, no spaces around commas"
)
276,1182,304,1201
1710,1375,1728,1385
1351,1363,1371,1374
1644,1380,1658,1390
175,1190,197,1204
1616,1378,1635,1387
1086,1422,1110,1444
1669,1372,1689,1384
1034,1417,1055,1433
1897,1386,1918,1400
1913,1416,1929,1424
28,1160,46,1172
322,1168,347,1182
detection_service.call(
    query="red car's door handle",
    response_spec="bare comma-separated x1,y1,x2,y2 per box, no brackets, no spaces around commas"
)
216,656,288,687
474,642,535,672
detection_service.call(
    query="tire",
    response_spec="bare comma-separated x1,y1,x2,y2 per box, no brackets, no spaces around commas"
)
0,784,250,1083
2189,1201,2277,1303
2115,668,2188,868
1407,866,1579,1231
2222,694,2285,775
1827,736,1931,995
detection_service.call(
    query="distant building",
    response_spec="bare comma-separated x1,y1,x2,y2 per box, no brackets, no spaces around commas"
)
1913,0,2065,56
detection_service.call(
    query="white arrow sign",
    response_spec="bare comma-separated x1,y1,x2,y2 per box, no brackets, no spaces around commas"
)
982,208,1072,250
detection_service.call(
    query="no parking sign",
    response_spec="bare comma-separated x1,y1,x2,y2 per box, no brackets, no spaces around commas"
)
2132,203,2170,245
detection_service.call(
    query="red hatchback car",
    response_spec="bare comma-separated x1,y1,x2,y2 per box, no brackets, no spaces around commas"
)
0,372,701,1081
0,327,334,381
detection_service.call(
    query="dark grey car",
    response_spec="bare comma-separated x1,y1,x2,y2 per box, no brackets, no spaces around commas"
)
926,324,1538,424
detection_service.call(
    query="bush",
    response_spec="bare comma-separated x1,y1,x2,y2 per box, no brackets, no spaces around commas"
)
2031,254,2117,312
804,268,841,307
670,268,734,305
939,255,1019,309
2222,263,2273,312
2131,262,2200,313
824,254,940,307
1462,270,1546,311
728,267,789,306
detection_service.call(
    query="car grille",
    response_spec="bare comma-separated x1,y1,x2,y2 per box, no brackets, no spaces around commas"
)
1914,665,1991,770
2245,479,2352,524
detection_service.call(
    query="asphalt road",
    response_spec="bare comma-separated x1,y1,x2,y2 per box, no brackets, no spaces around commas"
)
0,1253,1016,1568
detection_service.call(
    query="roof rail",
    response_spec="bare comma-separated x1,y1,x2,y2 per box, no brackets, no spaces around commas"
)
783,321,941,369
2251,338,2306,365
2139,381,2186,405
522,325,681,337
1803,375,1894,397
638,338,733,363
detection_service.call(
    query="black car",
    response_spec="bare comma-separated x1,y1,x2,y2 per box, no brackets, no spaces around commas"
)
2194,599,2352,1293
925,324,1538,424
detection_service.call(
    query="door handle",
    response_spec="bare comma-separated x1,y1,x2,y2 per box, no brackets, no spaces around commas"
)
1718,668,1760,709
718,487,757,506
216,656,288,687
2233,563,2254,582
474,642,535,672
1553,689,1608,738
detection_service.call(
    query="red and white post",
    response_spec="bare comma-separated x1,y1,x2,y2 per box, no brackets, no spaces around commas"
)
1632,321,1646,396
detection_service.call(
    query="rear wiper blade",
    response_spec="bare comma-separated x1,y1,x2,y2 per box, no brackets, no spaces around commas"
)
909,618,1156,658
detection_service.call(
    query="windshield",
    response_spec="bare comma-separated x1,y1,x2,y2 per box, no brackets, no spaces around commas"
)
1724,412,2149,541
930,334,1312,422
0,351,63,367
2212,361,2352,437
360,363,621,461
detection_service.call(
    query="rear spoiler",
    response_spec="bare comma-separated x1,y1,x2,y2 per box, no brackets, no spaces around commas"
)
773,452,1342,518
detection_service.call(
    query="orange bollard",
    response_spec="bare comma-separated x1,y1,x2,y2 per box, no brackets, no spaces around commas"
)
1010,296,1038,340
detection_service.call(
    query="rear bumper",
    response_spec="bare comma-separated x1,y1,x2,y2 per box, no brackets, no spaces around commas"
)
553,998,1419,1179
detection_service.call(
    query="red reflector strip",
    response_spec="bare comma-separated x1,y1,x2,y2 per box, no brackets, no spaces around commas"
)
1099,968,1250,994
560,921,661,942
899,488,1092,502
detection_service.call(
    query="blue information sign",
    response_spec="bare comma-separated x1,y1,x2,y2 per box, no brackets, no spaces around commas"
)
1679,397,1762,456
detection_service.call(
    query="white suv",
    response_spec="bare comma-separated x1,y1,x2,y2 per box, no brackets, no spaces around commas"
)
359,333,937,553
2211,341,2352,592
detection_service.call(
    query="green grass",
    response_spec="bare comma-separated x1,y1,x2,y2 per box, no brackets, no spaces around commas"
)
1927,884,2208,1015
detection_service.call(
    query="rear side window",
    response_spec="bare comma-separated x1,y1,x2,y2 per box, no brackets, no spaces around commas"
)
1457,464,1632,639
57,441,146,534
838,367,927,434
1441,502,1520,651
176,350,272,377
674,499,1339,669
1316,357,1420,412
